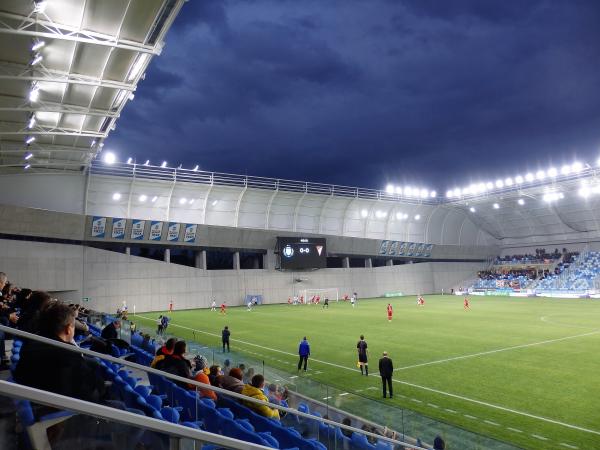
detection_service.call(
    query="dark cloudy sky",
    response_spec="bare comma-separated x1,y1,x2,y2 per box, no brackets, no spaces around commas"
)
108,0,600,190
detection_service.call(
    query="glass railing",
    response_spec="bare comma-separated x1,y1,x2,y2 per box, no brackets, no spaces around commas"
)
127,317,519,450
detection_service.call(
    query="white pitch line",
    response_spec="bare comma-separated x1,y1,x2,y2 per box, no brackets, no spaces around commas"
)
532,434,549,441
427,403,439,409
411,398,422,404
507,427,522,434
560,443,579,449
136,315,600,437
464,414,477,420
289,375,298,379
444,408,456,414
395,329,600,371
323,396,332,400
339,392,350,397
484,420,500,426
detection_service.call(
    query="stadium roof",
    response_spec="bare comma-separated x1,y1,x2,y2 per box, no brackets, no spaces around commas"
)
0,0,185,172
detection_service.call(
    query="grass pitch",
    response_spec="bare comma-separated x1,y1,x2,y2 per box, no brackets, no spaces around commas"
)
135,295,600,450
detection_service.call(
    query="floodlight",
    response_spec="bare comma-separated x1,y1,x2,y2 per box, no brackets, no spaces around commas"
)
193,165,199,172
477,183,485,193
212,200,218,206
495,180,504,188
24,153,33,160
414,214,421,220
547,167,557,177
505,178,513,186
469,207,476,213
127,54,149,82
25,136,35,144
560,165,571,175
469,184,478,194
179,198,187,205
420,188,428,198
139,195,147,202
493,203,499,209
536,170,546,180
543,192,562,203
386,184,394,194
144,160,150,166
128,93,135,101
30,54,43,66
404,187,412,196
103,152,116,164
24,164,31,170
430,191,436,198
99,142,104,148
571,161,583,173
454,188,462,197
578,187,590,198
161,161,167,168
112,193,121,201
462,187,470,195
126,157,133,164
485,182,493,190
403,213,409,219
514,175,523,184
91,140,96,147
27,115,36,129
151,196,158,203
446,190,453,198
31,40,45,51
189,199,195,205
29,86,40,102
361,209,368,218
33,1,47,13
517,198,525,205
525,173,534,182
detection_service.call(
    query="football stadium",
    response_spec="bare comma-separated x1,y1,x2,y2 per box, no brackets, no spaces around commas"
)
1,1,600,450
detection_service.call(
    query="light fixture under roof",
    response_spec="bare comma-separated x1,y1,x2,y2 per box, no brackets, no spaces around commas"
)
127,54,149,82
30,54,43,66
144,160,150,166
543,192,563,203
395,186,402,195
536,170,546,180
139,194,147,202
126,157,133,164
571,161,583,173
103,151,116,164
24,153,33,160
29,86,40,102
31,40,45,51
112,192,121,201
485,182,493,190
189,199,195,205
525,173,534,182
504,177,513,186
517,198,525,205
495,180,504,188
24,164,31,170
446,190,453,198
414,214,421,220
469,207,476,213
385,184,394,194
560,165,571,175
430,190,436,198
360,209,368,218
33,0,47,13
493,203,500,209
161,161,167,168
179,198,187,205
547,167,557,177
27,115,36,129
151,196,158,203
515,175,524,184
193,165,199,172
25,136,35,145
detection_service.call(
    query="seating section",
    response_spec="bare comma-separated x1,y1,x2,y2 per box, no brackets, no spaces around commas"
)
536,252,600,291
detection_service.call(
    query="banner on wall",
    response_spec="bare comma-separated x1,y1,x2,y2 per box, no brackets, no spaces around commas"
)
130,220,146,240
111,218,126,239
184,224,198,243
167,222,181,241
91,216,106,238
379,240,390,255
388,240,399,256
150,221,163,241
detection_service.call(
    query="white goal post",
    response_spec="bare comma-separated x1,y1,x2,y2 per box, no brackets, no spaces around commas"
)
299,288,339,302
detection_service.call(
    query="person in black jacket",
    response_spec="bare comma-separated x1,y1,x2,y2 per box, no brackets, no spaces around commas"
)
378,351,394,398
101,320,121,340
161,340,192,387
222,326,231,352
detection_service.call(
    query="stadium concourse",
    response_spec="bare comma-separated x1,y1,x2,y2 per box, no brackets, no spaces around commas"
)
2,1,600,450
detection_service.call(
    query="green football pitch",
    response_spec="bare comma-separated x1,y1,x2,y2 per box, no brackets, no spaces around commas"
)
134,295,600,450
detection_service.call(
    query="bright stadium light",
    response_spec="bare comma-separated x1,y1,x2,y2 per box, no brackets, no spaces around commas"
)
33,0,47,13
414,214,421,220
430,190,436,198
25,136,35,145
561,165,571,175
493,203,500,209
517,198,525,205
212,200,218,206
151,196,158,203
404,186,412,197
536,170,546,180
126,157,133,164
24,153,33,160
420,188,428,198
579,187,591,198
386,184,395,194
396,212,404,220
469,184,478,194
403,213,409,219
27,115,36,129
112,192,121,201
30,54,43,66
189,199,195,205
29,86,40,102
103,151,116,164
127,54,149,82
505,177,513,186
469,207,476,213
161,161,167,168
462,187,470,196
543,191,563,203
31,40,45,51
547,167,558,177
179,198,187,205
515,175,524,184
571,161,583,173
139,194,147,202
495,179,504,188
485,181,494,190
24,164,31,170
361,209,368,218
525,173,534,182
193,165,199,171
446,190,453,198
395,186,402,195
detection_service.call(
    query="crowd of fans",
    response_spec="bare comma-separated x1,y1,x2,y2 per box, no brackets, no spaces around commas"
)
495,247,565,264
478,268,537,281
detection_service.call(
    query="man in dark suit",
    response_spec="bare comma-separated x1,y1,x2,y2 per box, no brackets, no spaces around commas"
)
378,351,394,398
101,319,120,340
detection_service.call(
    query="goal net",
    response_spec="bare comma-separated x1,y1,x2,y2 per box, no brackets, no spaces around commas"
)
299,288,339,303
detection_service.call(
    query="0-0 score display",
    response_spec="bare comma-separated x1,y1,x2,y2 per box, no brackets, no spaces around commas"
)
277,237,327,269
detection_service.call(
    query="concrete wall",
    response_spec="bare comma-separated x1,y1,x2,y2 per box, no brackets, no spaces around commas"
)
0,238,484,313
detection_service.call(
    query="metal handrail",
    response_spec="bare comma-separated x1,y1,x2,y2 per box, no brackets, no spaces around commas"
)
2,324,423,449
0,380,271,449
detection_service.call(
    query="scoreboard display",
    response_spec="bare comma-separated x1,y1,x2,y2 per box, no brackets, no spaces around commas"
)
277,237,327,269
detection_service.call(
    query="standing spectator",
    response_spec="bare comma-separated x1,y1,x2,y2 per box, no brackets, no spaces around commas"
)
162,341,192,387
222,325,231,352
297,336,310,371
241,374,280,419
357,335,369,376
378,351,394,398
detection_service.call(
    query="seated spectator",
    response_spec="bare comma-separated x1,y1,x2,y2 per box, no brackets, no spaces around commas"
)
341,417,352,437
189,355,217,400
219,367,245,394
156,337,177,357
13,288,32,310
161,340,192,387
17,291,53,333
243,367,255,384
433,435,446,450
208,364,222,386
101,319,121,340
241,374,280,419
14,302,107,403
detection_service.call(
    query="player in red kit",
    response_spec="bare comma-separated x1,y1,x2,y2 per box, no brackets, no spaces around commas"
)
464,297,470,310
168,301,174,313
386,303,393,322
220,302,227,315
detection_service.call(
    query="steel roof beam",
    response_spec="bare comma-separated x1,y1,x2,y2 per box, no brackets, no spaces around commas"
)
0,101,119,118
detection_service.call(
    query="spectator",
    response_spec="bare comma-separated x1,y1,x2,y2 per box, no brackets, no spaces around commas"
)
341,417,353,437
297,336,310,371
219,367,245,394
379,351,394,398
433,435,446,450
14,302,107,403
18,291,53,333
222,325,231,352
162,341,192,387
151,338,177,368
190,355,217,400
244,367,255,384
101,320,121,340
241,374,280,419
208,364,222,386
13,288,32,310
0,273,6,292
